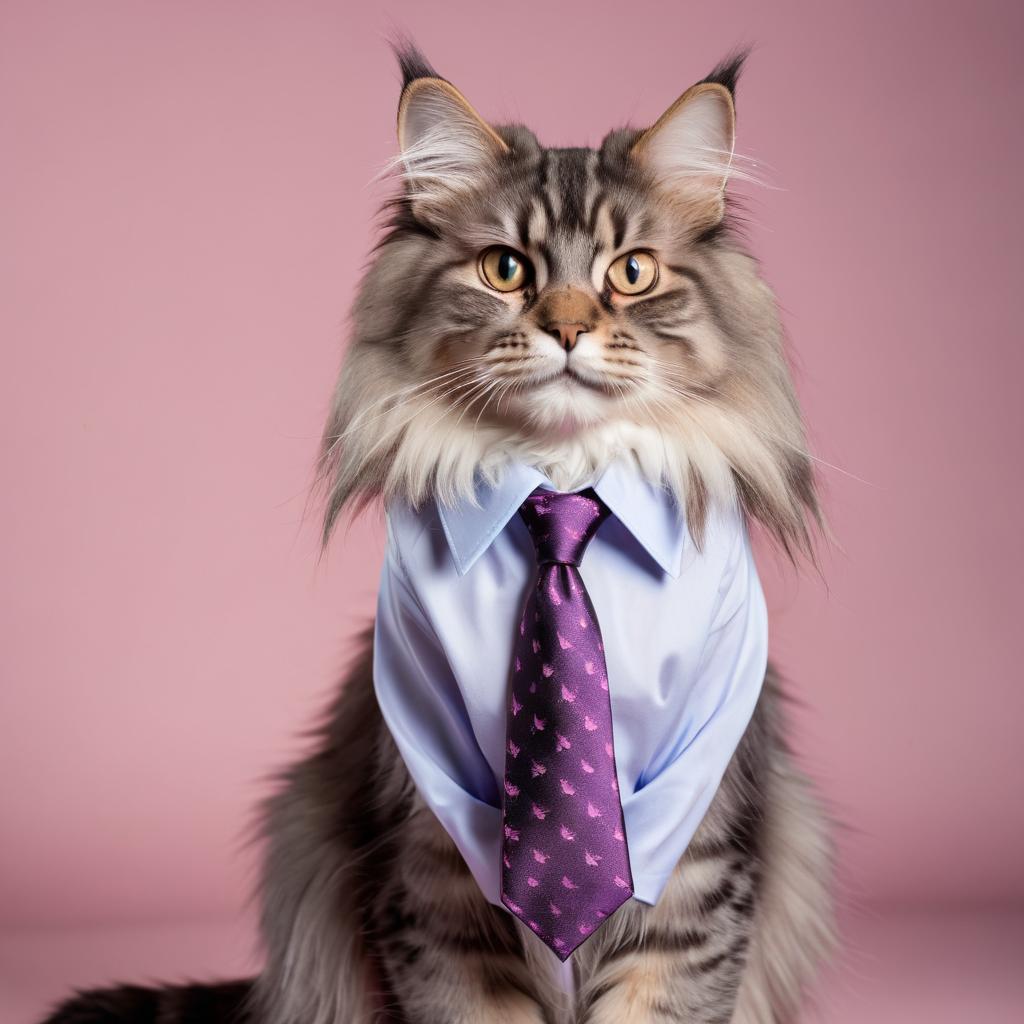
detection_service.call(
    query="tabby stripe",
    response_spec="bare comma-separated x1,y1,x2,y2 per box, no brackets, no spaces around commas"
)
610,204,628,251
651,331,696,352
375,897,417,937
586,190,608,236
537,151,557,225
517,204,533,250
630,287,694,316
387,935,423,967
664,264,708,290
731,890,756,917
687,934,751,977
422,923,520,955
444,285,506,327
605,926,708,961
651,998,690,1021
686,838,733,861
426,908,520,947
665,262,730,333
699,877,736,915
557,149,587,228
576,979,616,1019
400,886,522,951
380,908,519,960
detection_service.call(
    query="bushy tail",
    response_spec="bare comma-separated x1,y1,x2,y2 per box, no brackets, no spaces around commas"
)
41,979,254,1023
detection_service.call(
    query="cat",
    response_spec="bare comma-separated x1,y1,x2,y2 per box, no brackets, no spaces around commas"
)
45,44,834,1024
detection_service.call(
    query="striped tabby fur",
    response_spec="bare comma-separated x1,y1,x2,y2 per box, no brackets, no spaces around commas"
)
45,638,833,1024
252,639,833,1024
43,44,835,1024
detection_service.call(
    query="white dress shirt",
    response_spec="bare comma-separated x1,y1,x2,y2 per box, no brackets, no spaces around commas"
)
373,458,768,911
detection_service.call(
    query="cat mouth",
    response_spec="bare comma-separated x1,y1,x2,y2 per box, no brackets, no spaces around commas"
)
544,367,615,394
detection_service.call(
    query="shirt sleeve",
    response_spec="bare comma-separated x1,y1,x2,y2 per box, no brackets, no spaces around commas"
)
372,525,504,906
620,518,769,905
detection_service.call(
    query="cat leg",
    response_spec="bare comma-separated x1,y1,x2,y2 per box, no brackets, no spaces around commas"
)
373,800,557,1024
573,846,757,1024
573,684,764,1024
256,633,561,1024
573,674,834,1024
730,746,835,1024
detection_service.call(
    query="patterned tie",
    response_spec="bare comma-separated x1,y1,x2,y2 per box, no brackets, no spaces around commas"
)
500,488,633,960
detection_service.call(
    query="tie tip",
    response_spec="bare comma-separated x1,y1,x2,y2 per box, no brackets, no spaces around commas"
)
501,883,635,960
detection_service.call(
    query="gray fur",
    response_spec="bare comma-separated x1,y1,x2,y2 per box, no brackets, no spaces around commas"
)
42,44,835,1024
316,51,821,558
251,640,833,1024
297,44,834,1022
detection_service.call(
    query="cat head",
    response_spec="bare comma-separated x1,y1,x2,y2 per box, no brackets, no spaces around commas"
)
318,45,819,557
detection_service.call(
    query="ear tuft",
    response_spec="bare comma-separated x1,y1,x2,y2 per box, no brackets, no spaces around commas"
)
393,63,507,220
696,49,750,98
391,38,442,92
630,66,740,231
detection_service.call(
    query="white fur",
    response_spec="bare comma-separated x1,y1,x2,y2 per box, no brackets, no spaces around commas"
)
641,88,764,195
390,83,502,203
352,389,746,518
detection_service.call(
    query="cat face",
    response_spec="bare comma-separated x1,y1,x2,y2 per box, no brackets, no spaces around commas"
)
393,146,735,437
384,64,739,438
319,47,818,556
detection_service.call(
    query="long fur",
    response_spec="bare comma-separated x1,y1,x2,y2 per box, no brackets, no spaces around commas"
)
316,66,821,557
42,43,834,1024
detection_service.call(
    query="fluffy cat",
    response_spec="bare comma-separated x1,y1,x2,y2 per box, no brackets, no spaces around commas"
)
45,45,834,1024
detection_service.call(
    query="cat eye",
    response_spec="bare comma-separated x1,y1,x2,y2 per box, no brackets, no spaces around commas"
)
479,247,531,292
606,251,659,296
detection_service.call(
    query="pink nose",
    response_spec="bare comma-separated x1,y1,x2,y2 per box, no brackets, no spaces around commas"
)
545,321,589,351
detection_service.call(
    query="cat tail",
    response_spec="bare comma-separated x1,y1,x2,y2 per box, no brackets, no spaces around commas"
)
41,979,254,1023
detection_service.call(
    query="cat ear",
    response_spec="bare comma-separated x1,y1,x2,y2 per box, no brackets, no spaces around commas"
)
395,53,508,218
630,57,744,230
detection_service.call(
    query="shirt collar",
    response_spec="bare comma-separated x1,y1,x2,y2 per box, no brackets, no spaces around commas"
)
436,459,687,578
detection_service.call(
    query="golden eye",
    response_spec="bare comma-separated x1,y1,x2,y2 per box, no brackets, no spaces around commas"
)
479,247,530,292
606,251,658,295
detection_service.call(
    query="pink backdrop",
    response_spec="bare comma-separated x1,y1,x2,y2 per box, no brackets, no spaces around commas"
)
2,0,1022,939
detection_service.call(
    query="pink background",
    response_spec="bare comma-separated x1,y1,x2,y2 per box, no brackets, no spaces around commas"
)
2,1,1022,1019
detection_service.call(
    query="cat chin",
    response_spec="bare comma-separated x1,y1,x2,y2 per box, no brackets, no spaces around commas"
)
499,376,643,440
514,379,618,436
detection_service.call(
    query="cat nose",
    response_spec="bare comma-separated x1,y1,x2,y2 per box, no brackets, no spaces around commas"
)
536,286,599,350
545,321,589,352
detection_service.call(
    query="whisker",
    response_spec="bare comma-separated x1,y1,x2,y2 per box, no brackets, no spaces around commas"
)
460,377,504,432
352,370,490,467
324,361,482,434
644,358,872,486
471,379,504,435
419,374,497,439
319,363,482,460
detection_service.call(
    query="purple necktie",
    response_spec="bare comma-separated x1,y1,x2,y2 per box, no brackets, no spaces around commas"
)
500,488,633,960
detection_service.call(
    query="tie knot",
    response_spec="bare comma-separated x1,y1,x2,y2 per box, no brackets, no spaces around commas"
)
519,488,609,567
